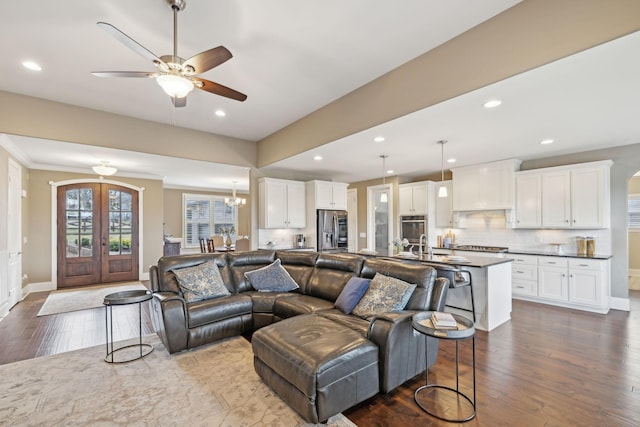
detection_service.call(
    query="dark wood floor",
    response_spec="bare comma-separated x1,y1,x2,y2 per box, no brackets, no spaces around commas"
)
1,288,639,426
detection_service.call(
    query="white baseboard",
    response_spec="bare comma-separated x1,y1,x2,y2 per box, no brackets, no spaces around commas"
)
610,296,630,312
22,281,55,298
139,271,149,281
629,269,640,277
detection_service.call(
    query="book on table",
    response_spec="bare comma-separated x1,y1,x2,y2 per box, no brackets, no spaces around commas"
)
430,311,458,329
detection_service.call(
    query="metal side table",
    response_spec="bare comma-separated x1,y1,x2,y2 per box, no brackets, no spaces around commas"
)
103,289,154,363
412,311,476,422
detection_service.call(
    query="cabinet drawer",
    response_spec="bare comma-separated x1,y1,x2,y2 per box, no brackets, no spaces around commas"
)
538,257,568,268
568,258,602,270
512,264,537,281
512,280,538,296
509,254,538,265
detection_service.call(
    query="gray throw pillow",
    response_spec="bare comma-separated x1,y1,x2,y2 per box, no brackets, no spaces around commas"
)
172,260,230,303
352,272,416,318
244,259,299,292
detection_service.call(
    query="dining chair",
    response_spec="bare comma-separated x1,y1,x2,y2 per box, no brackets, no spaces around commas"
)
211,235,225,251
199,238,207,253
235,237,250,251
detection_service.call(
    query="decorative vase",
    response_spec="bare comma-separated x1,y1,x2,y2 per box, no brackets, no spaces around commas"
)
225,233,232,248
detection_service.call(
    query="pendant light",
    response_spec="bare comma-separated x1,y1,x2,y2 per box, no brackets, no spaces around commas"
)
437,140,448,198
379,154,388,203
225,181,246,208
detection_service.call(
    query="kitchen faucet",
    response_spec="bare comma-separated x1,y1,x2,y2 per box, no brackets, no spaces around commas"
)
419,234,432,259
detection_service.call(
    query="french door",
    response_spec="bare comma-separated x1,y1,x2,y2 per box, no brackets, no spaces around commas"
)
57,183,138,288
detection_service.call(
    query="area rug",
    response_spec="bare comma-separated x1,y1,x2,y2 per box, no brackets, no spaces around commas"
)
0,335,357,427
37,282,148,316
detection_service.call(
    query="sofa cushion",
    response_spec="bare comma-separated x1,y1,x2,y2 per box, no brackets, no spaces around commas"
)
352,273,416,318
334,277,371,314
273,294,335,319
172,260,230,303
244,259,299,292
227,250,277,293
187,294,252,328
306,253,364,302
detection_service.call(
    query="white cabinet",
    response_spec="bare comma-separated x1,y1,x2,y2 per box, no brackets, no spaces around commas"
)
452,159,521,212
538,257,569,301
398,181,430,215
258,178,306,229
514,173,542,228
511,254,538,297
435,180,454,227
514,160,611,229
511,253,610,313
307,180,348,210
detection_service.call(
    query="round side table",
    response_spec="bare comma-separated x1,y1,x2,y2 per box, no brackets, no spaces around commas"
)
103,289,154,363
412,311,476,422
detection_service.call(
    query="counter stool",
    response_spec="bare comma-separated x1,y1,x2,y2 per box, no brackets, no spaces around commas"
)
438,266,475,323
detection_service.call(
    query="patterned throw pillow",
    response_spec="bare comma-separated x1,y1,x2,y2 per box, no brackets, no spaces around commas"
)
351,273,416,318
335,276,371,314
172,260,230,303
244,259,299,292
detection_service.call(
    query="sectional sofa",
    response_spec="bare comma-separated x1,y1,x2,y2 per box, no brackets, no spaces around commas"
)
149,250,449,423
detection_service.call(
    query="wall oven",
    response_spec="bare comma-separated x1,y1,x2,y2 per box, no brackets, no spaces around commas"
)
400,215,427,252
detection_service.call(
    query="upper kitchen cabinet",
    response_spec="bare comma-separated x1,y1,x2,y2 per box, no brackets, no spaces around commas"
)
514,172,543,228
542,161,611,229
258,178,306,229
452,159,522,212
307,180,348,210
515,160,611,229
398,181,432,215
435,180,454,227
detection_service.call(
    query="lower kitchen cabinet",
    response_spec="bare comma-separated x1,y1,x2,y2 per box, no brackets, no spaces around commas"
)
511,254,610,313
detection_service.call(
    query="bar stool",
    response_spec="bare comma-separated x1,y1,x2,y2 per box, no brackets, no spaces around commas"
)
437,266,475,323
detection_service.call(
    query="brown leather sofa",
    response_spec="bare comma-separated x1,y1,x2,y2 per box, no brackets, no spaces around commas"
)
149,250,449,422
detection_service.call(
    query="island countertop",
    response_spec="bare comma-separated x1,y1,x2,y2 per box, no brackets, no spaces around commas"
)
392,253,513,268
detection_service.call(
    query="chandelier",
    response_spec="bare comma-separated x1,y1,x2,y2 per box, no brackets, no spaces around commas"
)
92,161,117,176
225,182,246,208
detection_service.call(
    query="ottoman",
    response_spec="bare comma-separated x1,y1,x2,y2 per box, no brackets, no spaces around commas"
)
252,314,380,423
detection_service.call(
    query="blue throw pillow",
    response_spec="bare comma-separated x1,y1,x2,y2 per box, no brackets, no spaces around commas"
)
171,260,230,303
244,259,299,292
335,276,371,314
352,273,417,318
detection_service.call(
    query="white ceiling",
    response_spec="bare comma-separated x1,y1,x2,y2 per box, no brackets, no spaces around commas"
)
2,1,640,189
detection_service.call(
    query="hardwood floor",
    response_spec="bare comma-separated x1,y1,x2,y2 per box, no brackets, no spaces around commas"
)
1,288,639,426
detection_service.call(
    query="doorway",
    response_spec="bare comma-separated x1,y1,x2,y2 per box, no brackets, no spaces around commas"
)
57,182,139,288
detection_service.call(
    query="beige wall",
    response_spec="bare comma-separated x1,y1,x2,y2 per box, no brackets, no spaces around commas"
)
163,188,251,241
26,170,164,285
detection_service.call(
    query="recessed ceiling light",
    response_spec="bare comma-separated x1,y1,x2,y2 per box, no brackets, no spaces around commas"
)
215,110,226,117
386,169,394,174
540,139,554,145
22,61,42,71
374,136,385,142
447,158,456,163
483,99,502,108
313,155,323,161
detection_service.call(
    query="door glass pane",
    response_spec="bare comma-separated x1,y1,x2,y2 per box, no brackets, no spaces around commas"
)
108,189,133,256
65,188,92,258
374,188,390,255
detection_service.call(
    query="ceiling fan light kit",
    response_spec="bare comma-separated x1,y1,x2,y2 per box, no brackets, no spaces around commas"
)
91,0,246,107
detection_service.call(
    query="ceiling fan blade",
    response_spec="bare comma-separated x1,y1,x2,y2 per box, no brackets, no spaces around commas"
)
92,71,156,78
172,96,187,108
183,46,232,74
194,77,247,102
97,22,165,66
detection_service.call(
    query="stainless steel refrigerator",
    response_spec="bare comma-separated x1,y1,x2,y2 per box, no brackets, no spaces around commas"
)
317,209,348,252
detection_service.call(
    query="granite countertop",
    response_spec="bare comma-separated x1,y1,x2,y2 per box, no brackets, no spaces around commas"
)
433,246,612,260
393,253,513,268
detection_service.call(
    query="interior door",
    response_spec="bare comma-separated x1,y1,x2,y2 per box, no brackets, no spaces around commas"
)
57,183,138,288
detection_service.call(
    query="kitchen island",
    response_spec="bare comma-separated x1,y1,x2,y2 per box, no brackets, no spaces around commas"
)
391,252,513,332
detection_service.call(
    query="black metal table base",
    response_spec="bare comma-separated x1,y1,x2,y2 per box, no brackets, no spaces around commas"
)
104,290,153,363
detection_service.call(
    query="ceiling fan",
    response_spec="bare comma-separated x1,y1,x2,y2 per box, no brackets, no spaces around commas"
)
92,0,246,107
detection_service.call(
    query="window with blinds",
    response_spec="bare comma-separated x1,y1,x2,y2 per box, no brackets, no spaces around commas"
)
629,194,640,230
183,194,238,247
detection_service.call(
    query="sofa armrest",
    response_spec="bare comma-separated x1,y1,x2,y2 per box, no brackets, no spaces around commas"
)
367,309,438,393
429,277,449,312
150,292,189,354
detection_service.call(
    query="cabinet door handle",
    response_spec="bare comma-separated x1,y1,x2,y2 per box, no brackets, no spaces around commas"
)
578,264,589,267
516,270,525,274
516,285,525,289
547,261,557,264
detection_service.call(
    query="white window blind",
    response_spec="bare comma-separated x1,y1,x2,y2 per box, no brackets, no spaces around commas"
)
183,194,238,248
629,194,640,230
